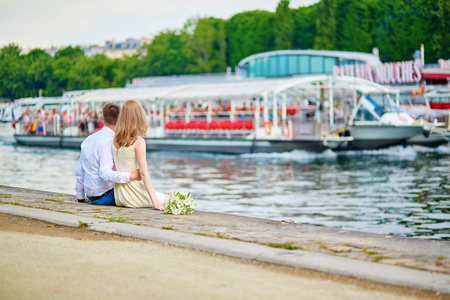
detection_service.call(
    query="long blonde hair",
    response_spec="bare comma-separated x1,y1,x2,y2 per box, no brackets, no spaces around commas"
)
115,100,148,147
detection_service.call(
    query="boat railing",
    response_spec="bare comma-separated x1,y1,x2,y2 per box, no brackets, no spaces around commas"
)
164,120,254,138
14,116,98,137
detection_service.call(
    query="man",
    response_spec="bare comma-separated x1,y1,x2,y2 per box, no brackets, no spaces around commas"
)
75,103,140,205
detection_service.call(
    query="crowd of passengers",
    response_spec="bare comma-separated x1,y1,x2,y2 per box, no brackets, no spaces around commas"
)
18,100,340,135
167,102,257,120
18,106,105,136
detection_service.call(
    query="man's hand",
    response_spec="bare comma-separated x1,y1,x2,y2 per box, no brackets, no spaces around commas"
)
130,169,141,181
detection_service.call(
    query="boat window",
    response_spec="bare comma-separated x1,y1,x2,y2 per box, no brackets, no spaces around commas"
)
365,95,385,117
355,106,377,121
367,94,401,114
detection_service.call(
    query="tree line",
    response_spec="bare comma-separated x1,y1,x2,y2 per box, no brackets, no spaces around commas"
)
1,0,449,101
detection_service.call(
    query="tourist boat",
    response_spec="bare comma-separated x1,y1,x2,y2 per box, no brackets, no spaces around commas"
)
13,75,433,153
334,93,433,150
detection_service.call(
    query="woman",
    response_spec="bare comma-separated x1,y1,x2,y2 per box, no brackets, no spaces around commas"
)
112,100,167,210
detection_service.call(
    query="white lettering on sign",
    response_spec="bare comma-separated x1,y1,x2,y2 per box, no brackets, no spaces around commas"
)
438,59,450,69
333,60,422,84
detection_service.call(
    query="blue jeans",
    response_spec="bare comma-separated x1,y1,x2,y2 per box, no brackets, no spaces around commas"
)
89,189,116,206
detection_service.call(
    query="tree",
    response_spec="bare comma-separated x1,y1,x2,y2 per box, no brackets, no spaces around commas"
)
275,0,294,50
189,17,227,73
374,0,439,62
434,0,450,59
292,3,318,50
226,10,276,67
25,49,54,96
89,54,115,88
313,0,337,50
335,0,374,53
142,30,190,76
0,44,28,100
112,54,142,87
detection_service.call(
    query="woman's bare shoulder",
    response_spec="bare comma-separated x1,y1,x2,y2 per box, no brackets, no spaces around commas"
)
134,136,145,148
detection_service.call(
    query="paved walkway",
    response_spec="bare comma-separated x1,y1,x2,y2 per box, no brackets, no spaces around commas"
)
1,185,449,294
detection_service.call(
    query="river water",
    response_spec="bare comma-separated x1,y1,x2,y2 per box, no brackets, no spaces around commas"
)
0,135,449,240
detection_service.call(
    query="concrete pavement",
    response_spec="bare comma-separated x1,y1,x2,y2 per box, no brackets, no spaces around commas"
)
0,185,449,294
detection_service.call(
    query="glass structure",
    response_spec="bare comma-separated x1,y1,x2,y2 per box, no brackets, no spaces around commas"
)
238,50,381,78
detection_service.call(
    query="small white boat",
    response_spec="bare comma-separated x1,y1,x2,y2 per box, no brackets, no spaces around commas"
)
336,93,431,150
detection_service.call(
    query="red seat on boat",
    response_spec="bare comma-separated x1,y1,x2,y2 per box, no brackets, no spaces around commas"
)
286,105,299,115
430,103,441,109
197,121,208,130
165,121,175,130
186,121,197,130
175,121,186,130
220,120,232,130
232,121,244,130
244,120,254,130
209,121,219,130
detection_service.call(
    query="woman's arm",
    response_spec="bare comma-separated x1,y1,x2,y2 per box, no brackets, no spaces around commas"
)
135,137,164,211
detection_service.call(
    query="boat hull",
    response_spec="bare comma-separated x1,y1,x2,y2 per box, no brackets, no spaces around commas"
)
407,133,449,148
14,135,85,148
13,134,330,153
337,125,425,150
145,138,329,154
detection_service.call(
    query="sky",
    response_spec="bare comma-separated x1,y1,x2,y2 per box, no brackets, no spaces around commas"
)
0,0,319,51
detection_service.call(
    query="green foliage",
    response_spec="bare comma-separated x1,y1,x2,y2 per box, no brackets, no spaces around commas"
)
226,10,276,66
142,30,190,76
434,0,450,59
183,17,227,73
275,0,294,50
314,0,337,50
292,4,318,50
0,44,28,100
267,242,301,250
335,0,374,52
373,0,439,62
78,220,89,228
108,216,127,223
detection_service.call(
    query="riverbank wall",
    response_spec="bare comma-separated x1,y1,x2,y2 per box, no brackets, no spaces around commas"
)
0,185,449,294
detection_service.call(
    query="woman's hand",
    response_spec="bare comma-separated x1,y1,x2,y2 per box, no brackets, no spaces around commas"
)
153,202,165,211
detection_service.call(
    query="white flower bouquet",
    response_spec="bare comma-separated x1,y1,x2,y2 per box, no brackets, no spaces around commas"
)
164,191,197,215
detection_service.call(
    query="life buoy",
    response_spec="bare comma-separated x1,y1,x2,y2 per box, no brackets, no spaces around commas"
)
263,121,272,135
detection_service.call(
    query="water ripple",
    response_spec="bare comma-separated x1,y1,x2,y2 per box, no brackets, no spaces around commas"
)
0,143,449,239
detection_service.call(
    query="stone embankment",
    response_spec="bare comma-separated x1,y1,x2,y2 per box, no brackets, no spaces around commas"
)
0,185,449,294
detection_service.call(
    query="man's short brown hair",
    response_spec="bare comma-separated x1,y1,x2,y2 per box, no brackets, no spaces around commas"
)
102,103,120,126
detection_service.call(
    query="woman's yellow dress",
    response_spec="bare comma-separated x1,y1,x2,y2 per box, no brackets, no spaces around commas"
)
112,143,166,208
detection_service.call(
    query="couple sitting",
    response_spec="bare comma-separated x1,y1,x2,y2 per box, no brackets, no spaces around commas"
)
75,100,167,211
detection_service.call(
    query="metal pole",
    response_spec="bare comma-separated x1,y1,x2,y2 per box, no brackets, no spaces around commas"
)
186,102,190,123
207,100,212,122
255,98,260,129
281,94,287,137
273,93,278,133
230,100,235,122
329,79,334,126
263,93,269,123
160,102,164,127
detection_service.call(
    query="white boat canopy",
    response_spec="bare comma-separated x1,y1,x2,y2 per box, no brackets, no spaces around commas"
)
72,75,395,103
